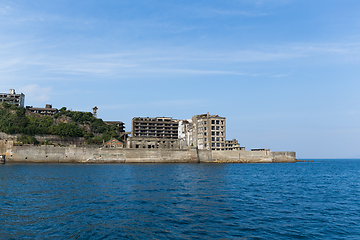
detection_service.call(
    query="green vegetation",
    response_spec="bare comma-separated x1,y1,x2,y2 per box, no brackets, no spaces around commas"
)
17,134,39,145
0,103,122,145
39,139,53,145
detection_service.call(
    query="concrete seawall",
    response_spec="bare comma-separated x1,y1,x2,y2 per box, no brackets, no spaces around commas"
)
1,140,296,163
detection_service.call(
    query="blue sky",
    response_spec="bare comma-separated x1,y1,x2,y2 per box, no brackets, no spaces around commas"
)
1,0,359,158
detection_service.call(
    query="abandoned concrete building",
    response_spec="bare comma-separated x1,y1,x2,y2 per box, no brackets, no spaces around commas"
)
128,117,180,149
178,119,194,149
104,121,125,133
192,112,226,151
0,89,25,108
225,139,245,151
26,104,59,116
127,137,180,149
131,117,179,139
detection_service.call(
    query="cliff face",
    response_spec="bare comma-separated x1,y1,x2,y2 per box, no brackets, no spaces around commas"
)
1,143,296,163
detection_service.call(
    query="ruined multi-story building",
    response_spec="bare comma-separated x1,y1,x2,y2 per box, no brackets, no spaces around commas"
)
0,89,25,107
178,119,194,149
131,117,179,138
26,104,59,116
104,121,125,133
128,117,180,149
104,121,127,140
192,113,226,151
225,139,244,151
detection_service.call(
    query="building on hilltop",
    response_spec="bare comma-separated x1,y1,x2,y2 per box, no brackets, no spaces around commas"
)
0,89,25,107
192,112,226,151
128,117,180,149
26,104,59,116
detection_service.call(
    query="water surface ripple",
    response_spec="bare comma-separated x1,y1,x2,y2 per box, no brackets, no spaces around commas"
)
1,160,360,239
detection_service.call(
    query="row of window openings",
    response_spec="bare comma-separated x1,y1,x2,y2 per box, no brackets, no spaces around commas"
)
135,129,177,132
200,137,225,142
135,125,178,128
136,140,176,144
134,119,172,122
0,95,21,98
135,144,174,149
198,120,224,125
135,122,177,125
135,126,178,129
198,132,224,136
0,99,20,102
200,143,225,147
198,126,224,131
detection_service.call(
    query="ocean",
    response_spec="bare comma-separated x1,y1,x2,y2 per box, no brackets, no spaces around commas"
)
1,160,359,239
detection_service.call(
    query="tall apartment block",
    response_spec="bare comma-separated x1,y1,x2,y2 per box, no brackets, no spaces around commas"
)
0,89,25,107
131,117,179,139
128,117,180,149
192,112,226,151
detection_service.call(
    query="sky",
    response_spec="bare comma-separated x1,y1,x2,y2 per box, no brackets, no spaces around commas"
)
0,0,359,159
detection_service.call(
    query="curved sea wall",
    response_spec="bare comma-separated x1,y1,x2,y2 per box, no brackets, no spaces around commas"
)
1,140,296,163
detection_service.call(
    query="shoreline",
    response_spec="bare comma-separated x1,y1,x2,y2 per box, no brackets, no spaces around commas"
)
1,143,296,164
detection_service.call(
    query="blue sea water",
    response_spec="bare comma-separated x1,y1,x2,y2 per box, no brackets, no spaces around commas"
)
1,160,360,239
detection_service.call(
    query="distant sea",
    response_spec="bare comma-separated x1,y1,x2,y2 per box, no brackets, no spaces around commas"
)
1,159,359,239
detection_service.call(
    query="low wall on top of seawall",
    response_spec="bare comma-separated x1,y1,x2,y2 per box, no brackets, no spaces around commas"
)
1,142,296,163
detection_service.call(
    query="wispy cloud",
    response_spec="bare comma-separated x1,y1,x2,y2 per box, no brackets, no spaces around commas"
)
17,84,52,106
101,99,207,110
0,4,12,15
1,38,360,83
204,9,270,17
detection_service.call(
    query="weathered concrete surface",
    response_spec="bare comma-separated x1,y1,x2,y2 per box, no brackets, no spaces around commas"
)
1,140,296,163
0,132,86,146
